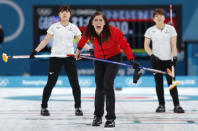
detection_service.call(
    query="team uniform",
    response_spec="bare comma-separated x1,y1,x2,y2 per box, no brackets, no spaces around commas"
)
41,22,82,115
144,24,181,109
78,26,134,122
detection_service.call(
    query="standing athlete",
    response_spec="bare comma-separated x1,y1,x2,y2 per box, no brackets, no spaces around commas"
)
144,8,184,113
75,11,139,128
30,5,90,116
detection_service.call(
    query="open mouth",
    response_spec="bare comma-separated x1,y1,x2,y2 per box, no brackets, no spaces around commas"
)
96,26,102,30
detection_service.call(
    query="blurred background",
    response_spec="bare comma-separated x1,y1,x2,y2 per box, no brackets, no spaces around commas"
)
0,0,198,88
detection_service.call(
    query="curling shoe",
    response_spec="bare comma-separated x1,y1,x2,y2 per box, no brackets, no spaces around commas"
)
75,107,83,116
174,105,185,113
104,119,115,128
92,116,102,126
156,105,165,113
41,108,50,116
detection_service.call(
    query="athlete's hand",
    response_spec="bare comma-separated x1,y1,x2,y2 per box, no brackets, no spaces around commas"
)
30,50,37,59
75,49,81,60
172,56,177,67
130,59,140,70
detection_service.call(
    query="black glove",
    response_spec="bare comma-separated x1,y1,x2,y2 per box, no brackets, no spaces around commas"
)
88,49,94,56
30,50,38,59
172,56,177,67
150,54,160,63
130,59,140,70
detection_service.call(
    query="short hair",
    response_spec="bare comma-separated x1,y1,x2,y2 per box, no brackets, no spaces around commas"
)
58,5,71,13
153,8,165,18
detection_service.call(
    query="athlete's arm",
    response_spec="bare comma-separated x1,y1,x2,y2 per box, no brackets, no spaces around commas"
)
35,33,53,52
171,36,177,57
75,35,90,51
144,37,152,56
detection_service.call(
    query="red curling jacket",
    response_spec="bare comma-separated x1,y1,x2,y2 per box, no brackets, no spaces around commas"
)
77,26,134,60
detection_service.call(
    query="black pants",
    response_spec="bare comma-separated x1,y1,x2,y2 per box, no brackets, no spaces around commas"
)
151,59,179,106
94,54,121,120
41,57,81,108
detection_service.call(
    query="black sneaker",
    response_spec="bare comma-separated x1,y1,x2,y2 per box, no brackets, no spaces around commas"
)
174,105,185,113
156,105,165,113
75,108,83,116
41,108,50,116
104,120,115,128
92,116,102,126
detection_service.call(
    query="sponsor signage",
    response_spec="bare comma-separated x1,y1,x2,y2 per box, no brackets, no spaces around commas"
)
0,76,197,88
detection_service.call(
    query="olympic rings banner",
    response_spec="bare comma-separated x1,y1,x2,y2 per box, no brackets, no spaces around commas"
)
0,76,197,88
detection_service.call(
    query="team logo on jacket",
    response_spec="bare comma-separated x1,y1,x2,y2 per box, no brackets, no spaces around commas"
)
164,29,169,33
68,27,73,31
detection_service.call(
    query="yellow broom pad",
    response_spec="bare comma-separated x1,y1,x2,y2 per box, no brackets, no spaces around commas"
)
169,81,179,90
2,53,8,63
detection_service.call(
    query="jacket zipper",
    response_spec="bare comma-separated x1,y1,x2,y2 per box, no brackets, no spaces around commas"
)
98,35,105,59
